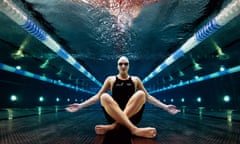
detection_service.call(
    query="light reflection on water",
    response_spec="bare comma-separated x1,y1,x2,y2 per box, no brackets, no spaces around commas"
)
226,109,233,128
75,1,137,54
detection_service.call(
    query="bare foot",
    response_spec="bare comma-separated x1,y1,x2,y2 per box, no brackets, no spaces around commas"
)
131,127,157,138
95,124,116,135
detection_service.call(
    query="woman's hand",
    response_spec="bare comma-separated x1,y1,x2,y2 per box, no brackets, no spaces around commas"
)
65,103,82,112
166,105,181,115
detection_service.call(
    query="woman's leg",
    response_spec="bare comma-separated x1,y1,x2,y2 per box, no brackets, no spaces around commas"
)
96,92,156,138
124,90,146,119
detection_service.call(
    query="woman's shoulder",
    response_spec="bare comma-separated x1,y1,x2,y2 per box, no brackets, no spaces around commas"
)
106,75,117,81
130,76,141,82
131,75,140,79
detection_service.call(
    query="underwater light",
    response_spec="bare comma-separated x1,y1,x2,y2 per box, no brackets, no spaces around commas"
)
193,62,202,71
194,75,200,79
197,97,202,103
56,68,63,76
178,70,184,77
67,98,70,102
192,59,202,71
214,41,230,60
181,98,185,103
223,95,230,103
39,59,49,69
11,36,30,59
220,65,226,71
216,48,230,60
39,96,44,102
168,75,174,81
56,97,60,102
11,49,24,59
10,95,17,102
15,65,21,70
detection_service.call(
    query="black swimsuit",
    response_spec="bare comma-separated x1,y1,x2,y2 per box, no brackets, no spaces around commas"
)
102,76,145,124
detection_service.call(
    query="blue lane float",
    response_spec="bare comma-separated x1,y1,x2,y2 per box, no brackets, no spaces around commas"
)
195,19,221,42
0,62,95,94
149,65,240,94
21,19,47,41
143,0,240,83
0,0,102,87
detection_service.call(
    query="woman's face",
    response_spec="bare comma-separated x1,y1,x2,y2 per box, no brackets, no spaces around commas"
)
117,57,129,73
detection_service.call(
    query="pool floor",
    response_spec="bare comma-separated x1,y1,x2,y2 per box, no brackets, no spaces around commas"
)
0,108,239,144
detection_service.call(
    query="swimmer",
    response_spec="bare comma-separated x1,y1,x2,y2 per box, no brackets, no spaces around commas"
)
66,56,180,138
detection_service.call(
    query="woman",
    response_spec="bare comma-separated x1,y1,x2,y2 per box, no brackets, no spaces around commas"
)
66,56,180,138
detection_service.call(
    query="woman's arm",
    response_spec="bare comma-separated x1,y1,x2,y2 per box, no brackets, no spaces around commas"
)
135,76,180,114
65,76,111,112
146,95,180,114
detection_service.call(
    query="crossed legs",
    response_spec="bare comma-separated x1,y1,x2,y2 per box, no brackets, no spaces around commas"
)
95,90,157,138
